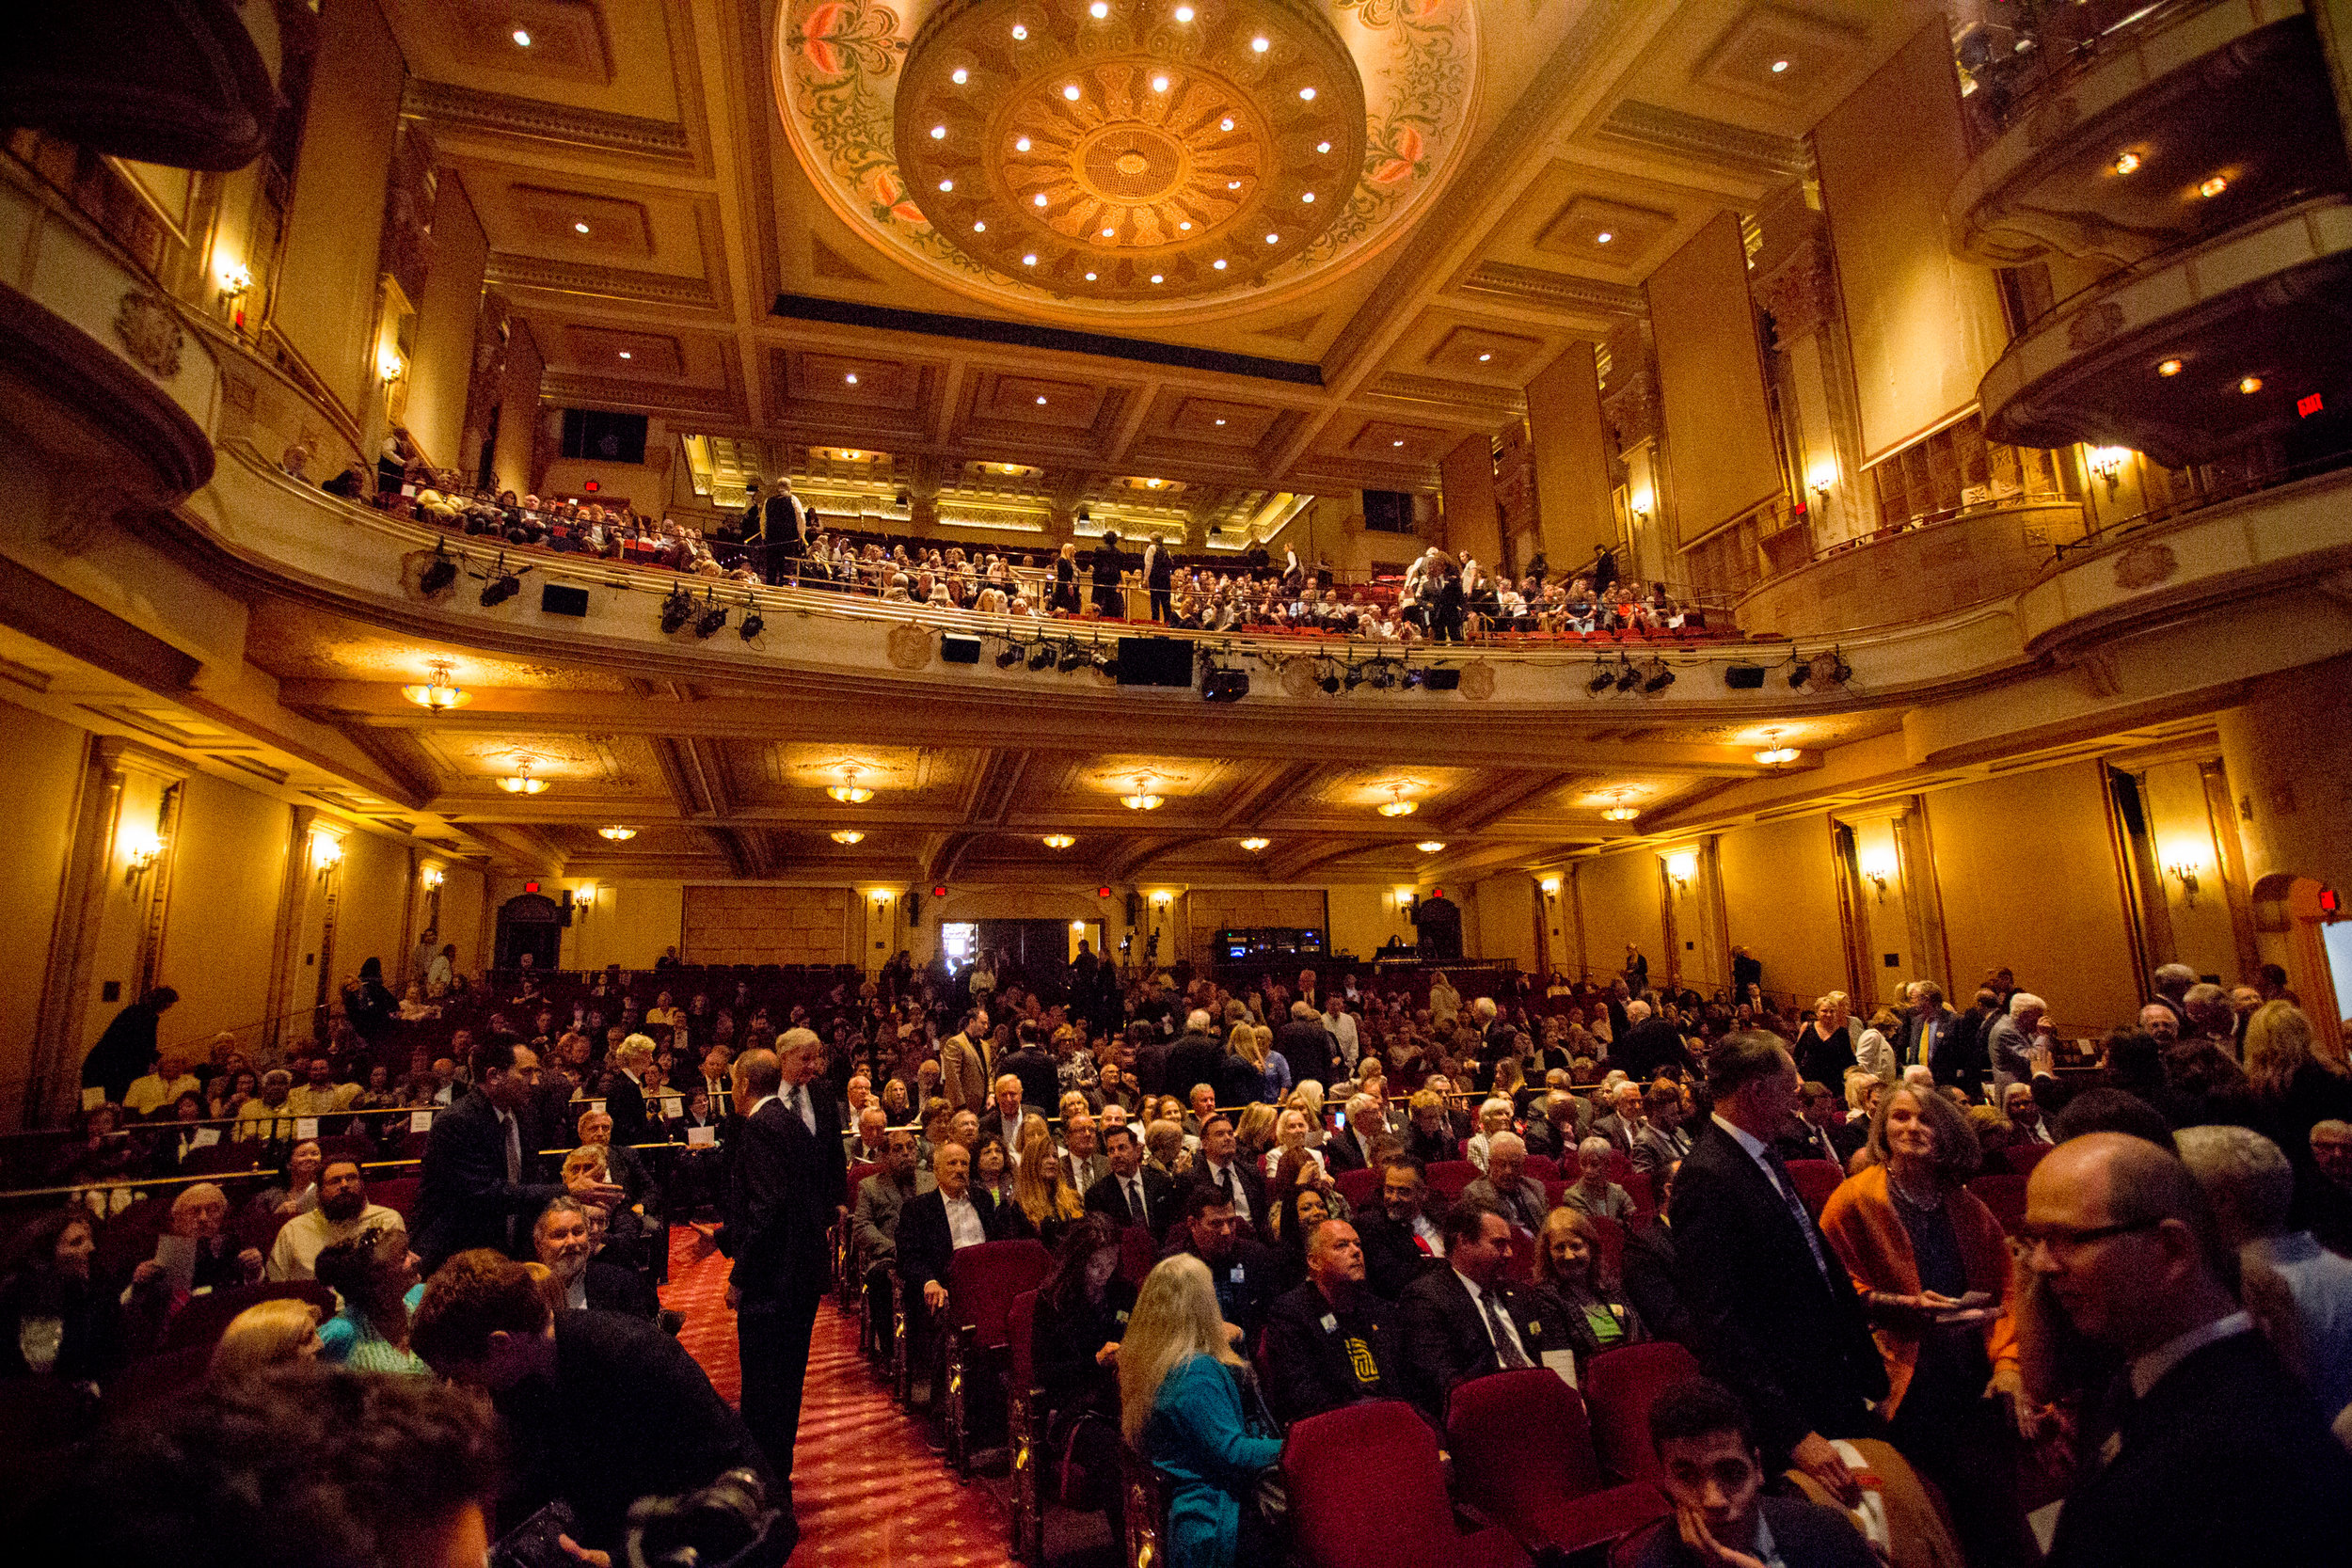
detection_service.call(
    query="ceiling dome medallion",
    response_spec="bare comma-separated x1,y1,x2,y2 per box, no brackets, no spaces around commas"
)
894,0,1365,301
775,0,1479,317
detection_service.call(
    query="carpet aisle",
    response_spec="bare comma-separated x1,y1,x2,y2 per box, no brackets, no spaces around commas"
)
660,1228,1021,1567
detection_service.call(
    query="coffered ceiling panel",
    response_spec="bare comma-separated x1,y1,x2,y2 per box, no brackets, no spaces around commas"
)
420,731,665,793
383,0,683,121
724,742,977,810
1482,160,1715,284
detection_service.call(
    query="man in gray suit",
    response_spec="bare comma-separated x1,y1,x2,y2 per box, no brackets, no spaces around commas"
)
1458,1132,1547,1234
1900,981,1956,1070
850,1128,931,1346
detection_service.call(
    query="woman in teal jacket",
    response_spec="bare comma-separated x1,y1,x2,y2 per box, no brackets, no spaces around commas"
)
1120,1254,1284,1568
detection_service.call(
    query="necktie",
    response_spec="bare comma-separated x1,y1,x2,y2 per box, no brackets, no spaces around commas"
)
1127,1177,1145,1224
1760,1145,1836,1284
796,1085,815,1133
1481,1290,1531,1369
501,1114,521,1183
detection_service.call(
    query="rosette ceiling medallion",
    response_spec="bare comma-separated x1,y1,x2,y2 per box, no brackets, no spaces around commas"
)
776,0,1478,314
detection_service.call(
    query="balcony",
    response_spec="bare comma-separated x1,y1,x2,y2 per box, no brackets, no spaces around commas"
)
1735,500,2090,639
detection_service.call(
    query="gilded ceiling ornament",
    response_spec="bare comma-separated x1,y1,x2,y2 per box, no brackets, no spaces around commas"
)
1457,659,1494,700
887,623,935,668
112,292,183,380
2112,541,2179,591
1279,655,1319,698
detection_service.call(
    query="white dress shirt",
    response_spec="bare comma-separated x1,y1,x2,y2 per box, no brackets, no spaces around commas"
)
2129,1310,2254,1400
945,1193,989,1249
1454,1269,1529,1363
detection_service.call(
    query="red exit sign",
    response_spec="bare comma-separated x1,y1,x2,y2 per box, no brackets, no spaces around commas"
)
2299,392,2325,418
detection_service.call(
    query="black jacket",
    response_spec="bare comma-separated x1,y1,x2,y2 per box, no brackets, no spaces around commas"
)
413,1088,567,1268
2045,1329,2352,1568
1630,1497,1876,1568
895,1185,1004,1294
720,1093,846,1309
578,1259,660,1320
1181,1238,1282,1349
1164,1033,1229,1104
1668,1121,1885,1463
1088,543,1125,590
1274,1018,1335,1091
1182,1159,1270,1238
1350,1208,1443,1302
493,1310,776,1557
1085,1165,1176,1241
603,1071,650,1149
1396,1266,1551,1421
1612,1018,1692,1082
1260,1281,1401,1424
81,1002,164,1103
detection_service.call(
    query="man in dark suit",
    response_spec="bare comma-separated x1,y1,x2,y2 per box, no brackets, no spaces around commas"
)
1632,1082,1694,1183
1777,1082,1864,1168
532,1196,659,1319
412,1250,787,1567
1937,989,2000,1099
1088,531,1126,618
603,1034,654,1148
1612,1000,1692,1082
1671,1034,1883,1508
2026,1133,2352,1567
1275,1001,1335,1091
762,477,807,584
1168,1184,1280,1350
977,1072,1048,1157
415,1038,623,1270
1325,1093,1383,1173
1260,1217,1400,1425
1163,1010,1227,1108
1142,536,1173,623
1458,1132,1546,1234
721,1032,845,1489
1629,1376,1877,1568
895,1137,1004,1400
1353,1154,1447,1301
1397,1199,1551,1421
1900,981,1956,1071
1084,1122,1174,1241
1590,1082,1649,1165
1181,1112,1269,1238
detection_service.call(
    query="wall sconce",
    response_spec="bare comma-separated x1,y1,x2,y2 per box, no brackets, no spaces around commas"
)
1858,848,1899,902
2086,446,2133,498
1539,876,1561,896
573,884,596,921
310,831,343,878
1664,850,1697,895
421,865,444,890
120,829,163,889
2167,862,2201,908
377,348,405,384
870,888,895,906
1629,488,1653,523
1151,889,1173,907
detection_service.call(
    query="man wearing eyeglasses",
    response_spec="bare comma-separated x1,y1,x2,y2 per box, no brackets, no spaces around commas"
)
2021,1132,2352,1568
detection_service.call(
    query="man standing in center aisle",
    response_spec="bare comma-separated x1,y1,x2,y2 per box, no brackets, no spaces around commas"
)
1089,529,1127,619
723,1031,845,1502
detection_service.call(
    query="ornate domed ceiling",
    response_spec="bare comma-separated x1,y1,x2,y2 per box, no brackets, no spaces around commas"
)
775,0,1479,318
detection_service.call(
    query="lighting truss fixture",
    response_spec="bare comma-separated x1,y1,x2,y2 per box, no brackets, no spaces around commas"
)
478,553,523,608
1587,660,1615,695
1788,659,1812,689
1613,657,1643,692
828,768,875,804
1415,841,1447,852
1041,833,1076,848
497,759,548,795
1376,785,1419,818
995,640,1024,668
693,592,729,638
1057,641,1088,673
597,826,638,841
1641,658,1676,694
739,602,764,641
1120,773,1166,811
1239,837,1270,851
831,830,866,845
401,660,470,711
1200,662,1249,702
660,585,693,634
1027,641,1057,671
419,543,458,597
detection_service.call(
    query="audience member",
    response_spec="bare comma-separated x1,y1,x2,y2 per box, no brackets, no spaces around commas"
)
532,1197,657,1317
267,1156,404,1281
1182,1112,1268,1237
2019,1133,2352,1566
414,1038,620,1269
1629,1377,1878,1568
1260,1215,1399,1424
1085,1120,1176,1240
211,1297,322,1380
1397,1199,1551,1419
312,1224,429,1373
0,1211,126,1382
1170,1184,1281,1350
1458,1129,1545,1233
1525,1207,1647,1371
1031,1217,1134,1541
1563,1135,1636,1222
1350,1154,1447,1301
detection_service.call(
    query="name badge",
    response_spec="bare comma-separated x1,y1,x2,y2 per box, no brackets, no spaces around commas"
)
1319,1313,1339,1334
1230,1265,1245,1285
590,1100,606,1115
190,1128,221,1148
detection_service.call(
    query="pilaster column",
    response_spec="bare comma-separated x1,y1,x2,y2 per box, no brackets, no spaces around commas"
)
260,805,322,1061
1527,343,1617,571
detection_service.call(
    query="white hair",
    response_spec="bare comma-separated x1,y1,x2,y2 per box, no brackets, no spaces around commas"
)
1481,1096,1513,1121
1900,1064,1934,1090
1472,997,1498,1022
1345,1093,1378,1120
2008,992,2046,1019
1624,999,1653,1023
1187,1008,1213,1032
1578,1136,1613,1161
1486,1131,1525,1161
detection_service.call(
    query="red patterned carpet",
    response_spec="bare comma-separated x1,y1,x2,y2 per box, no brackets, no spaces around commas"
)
661,1228,1021,1566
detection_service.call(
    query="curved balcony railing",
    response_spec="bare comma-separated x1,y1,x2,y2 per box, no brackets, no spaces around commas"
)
1734,499,2090,638
1953,0,2218,151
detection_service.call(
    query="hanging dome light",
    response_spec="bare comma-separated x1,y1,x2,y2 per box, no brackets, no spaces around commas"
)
1754,732,1800,766
401,660,470,711
1602,804,1640,822
1238,837,1270,851
1415,841,1446,852
831,830,866,845
828,767,875,804
1120,773,1165,811
1376,784,1418,817
597,825,638,841
497,759,548,795
1041,833,1076,848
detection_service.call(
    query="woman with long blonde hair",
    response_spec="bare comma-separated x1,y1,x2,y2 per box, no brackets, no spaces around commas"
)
1119,1255,1282,1568
2241,1000,2352,1199
1230,1021,1283,1103
1006,1114,1085,1247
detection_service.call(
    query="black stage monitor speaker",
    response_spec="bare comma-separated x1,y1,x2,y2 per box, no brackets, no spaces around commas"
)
1117,636,1194,687
940,633,982,664
1422,667,1461,691
539,583,591,617
1723,664,1767,689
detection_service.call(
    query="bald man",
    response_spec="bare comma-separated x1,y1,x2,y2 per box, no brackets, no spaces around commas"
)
2020,1133,2352,1567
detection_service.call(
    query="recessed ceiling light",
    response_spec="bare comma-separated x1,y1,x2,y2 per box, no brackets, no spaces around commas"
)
939,179,954,192
1064,83,1081,100
1103,226,1117,237
512,28,532,47
974,220,986,231
1391,439,1405,447
931,124,946,138
1301,191,1314,201
1251,36,1269,51
1152,74,1169,92
1215,417,1226,424
1011,23,1027,38
2199,174,2228,198
1264,231,1279,243
1316,140,1330,153
1771,58,1790,72
1228,181,1242,190
1150,273,1163,282
845,372,859,385
1023,253,1038,264
1416,841,1446,852
574,221,590,234
2239,375,2264,394
952,67,969,84
1213,258,1227,268
1036,395,1048,404
2156,357,2184,376
1034,192,1049,205
1477,352,1491,362
1239,836,1269,851
618,350,631,359
1089,0,1108,14
1220,118,1234,132
2111,151,2140,175
1175,4,1194,19
1299,87,1316,101
1085,271,1097,280
831,830,866,845
1042,832,1076,847
597,825,636,841
1179,220,1192,230
1015,136,1032,152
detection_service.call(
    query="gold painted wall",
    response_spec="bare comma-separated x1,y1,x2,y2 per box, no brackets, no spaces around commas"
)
1470,875,1540,974
401,170,489,471
271,0,405,424
1815,20,2011,466
491,318,546,499
683,886,852,966
1648,213,1783,548
562,879,687,972
331,829,412,999
0,703,86,1105
1574,849,1665,983
2138,760,2241,982
1526,343,1616,568
1438,433,1502,568
1925,764,2142,1029
160,771,289,1054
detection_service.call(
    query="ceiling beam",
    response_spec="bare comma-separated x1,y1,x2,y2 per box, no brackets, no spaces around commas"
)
1217,759,1324,830
1439,768,1583,834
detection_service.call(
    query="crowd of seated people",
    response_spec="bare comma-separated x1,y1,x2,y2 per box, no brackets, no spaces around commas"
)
14,935,2352,1567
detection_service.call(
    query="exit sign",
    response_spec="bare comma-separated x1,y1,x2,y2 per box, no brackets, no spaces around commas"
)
2299,392,2325,418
